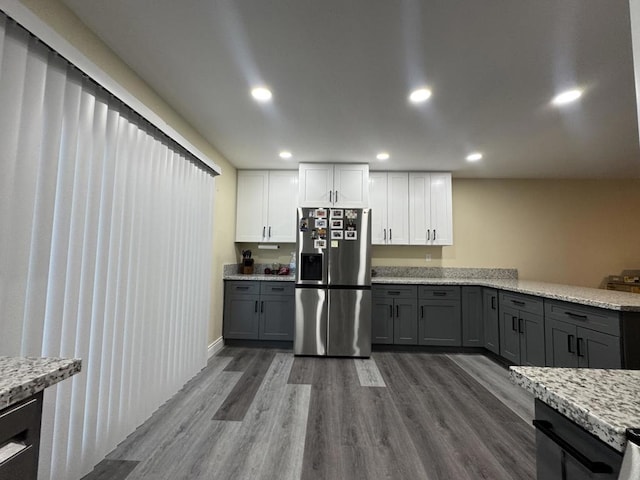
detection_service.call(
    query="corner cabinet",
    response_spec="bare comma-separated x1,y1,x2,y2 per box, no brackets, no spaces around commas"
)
298,163,369,207
235,170,298,242
482,288,500,355
369,172,409,245
409,172,453,246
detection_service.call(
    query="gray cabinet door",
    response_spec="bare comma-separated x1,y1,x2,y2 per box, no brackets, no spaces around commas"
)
578,328,621,369
259,294,294,341
462,287,483,347
224,293,260,339
372,297,394,344
482,288,499,354
418,299,462,346
394,298,418,345
545,318,578,367
519,310,545,366
500,306,520,363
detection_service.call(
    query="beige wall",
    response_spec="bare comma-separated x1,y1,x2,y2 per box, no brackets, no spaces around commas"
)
19,0,237,344
240,179,640,288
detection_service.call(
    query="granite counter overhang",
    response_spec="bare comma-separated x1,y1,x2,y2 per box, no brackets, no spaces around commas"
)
223,274,640,312
0,357,82,410
510,366,640,452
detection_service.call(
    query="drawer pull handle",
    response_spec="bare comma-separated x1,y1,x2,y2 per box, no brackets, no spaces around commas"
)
567,334,575,354
433,291,447,296
533,420,613,474
236,286,249,290
511,300,525,306
512,316,518,331
491,296,496,310
518,317,523,333
565,311,588,320
271,287,284,291
577,337,585,357
388,291,400,296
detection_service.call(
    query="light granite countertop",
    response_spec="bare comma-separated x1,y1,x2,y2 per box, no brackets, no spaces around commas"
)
510,366,640,452
225,273,296,282
0,356,82,410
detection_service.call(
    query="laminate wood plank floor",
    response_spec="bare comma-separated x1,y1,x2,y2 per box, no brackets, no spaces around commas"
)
83,348,535,480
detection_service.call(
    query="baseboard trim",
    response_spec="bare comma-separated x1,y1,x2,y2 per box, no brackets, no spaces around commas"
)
208,337,224,358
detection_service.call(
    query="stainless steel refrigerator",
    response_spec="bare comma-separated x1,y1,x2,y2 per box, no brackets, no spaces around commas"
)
294,207,371,357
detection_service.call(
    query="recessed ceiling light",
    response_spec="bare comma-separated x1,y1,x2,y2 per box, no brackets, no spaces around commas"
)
409,88,432,103
552,89,582,106
279,151,292,159
376,152,390,160
466,152,483,162
251,87,272,102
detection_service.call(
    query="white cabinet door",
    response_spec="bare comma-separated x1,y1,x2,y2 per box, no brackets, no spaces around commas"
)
387,172,409,244
429,173,453,245
266,171,298,242
236,170,269,242
298,163,332,206
333,164,369,207
409,172,453,245
369,172,388,245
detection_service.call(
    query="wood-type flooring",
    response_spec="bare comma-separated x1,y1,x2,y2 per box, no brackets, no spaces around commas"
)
82,348,535,480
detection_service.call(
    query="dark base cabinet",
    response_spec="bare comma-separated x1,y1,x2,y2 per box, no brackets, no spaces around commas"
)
372,285,418,345
544,300,622,369
0,392,43,480
418,286,462,346
499,292,545,366
224,281,294,341
534,400,622,480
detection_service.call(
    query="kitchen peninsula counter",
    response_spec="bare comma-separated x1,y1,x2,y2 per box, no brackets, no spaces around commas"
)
510,366,640,453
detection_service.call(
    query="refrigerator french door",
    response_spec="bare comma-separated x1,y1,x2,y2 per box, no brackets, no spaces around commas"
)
294,207,371,357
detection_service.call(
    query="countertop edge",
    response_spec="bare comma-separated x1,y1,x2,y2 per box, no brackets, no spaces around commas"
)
0,357,82,410
509,368,631,452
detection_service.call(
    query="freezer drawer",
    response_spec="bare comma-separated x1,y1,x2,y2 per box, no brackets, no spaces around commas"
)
294,287,327,356
327,288,371,357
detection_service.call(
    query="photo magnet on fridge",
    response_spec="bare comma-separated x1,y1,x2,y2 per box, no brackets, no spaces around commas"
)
331,219,343,229
330,209,343,219
315,208,327,218
314,239,327,249
331,230,343,239
345,231,357,240
315,218,327,228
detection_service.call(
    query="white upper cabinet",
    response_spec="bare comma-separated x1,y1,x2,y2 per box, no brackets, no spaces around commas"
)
235,170,298,242
298,163,369,207
409,172,453,245
369,172,409,245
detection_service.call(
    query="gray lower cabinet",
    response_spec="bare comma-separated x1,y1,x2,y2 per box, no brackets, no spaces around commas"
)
482,288,500,355
372,285,418,344
499,292,545,365
461,286,483,347
545,300,621,368
224,281,294,341
418,286,462,346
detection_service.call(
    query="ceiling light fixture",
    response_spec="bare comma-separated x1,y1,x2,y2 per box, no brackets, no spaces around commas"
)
251,86,272,102
376,152,390,160
552,89,582,106
409,88,432,103
466,152,483,162
279,151,292,159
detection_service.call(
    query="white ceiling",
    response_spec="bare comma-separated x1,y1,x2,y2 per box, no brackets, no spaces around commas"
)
61,0,640,178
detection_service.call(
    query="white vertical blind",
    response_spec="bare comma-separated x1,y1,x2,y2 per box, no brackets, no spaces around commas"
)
0,12,215,480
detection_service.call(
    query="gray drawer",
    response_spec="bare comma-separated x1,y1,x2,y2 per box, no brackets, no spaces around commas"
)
500,291,544,315
225,281,260,295
418,285,461,300
260,282,294,296
545,300,620,336
372,285,417,299
0,393,42,480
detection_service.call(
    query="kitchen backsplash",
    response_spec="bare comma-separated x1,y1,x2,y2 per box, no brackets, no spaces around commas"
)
371,266,518,279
